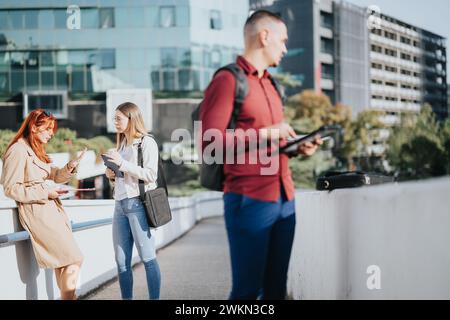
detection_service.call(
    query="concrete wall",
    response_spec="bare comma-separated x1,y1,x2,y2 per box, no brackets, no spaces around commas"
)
287,176,450,300
0,192,223,300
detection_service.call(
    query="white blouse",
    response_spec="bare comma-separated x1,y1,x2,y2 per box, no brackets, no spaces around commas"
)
113,135,159,201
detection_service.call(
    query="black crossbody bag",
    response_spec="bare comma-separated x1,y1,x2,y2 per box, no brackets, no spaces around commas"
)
137,135,172,228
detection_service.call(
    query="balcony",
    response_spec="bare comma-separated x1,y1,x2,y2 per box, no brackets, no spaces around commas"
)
371,99,421,112
321,78,334,90
320,52,334,64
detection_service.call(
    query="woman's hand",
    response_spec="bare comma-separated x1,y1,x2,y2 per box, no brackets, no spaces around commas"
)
106,151,123,167
48,188,69,199
105,168,116,180
67,148,87,172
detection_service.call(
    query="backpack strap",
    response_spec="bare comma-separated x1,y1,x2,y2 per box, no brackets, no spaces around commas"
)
137,134,168,199
269,75,286,106
213,63,249,129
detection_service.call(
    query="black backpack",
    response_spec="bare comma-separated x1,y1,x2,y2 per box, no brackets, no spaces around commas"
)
191,63,285,191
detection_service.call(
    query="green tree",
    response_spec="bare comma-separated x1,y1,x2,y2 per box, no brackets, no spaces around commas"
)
387,105,448,180
337,109,386,169
272,72,302,90
285,90,352,187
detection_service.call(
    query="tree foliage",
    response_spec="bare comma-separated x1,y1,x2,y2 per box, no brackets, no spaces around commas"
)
386,105,449,180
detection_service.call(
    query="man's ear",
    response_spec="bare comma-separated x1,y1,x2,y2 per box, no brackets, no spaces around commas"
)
259,29,269,46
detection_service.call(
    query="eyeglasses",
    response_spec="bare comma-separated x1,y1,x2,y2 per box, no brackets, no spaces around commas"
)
113,113,131,122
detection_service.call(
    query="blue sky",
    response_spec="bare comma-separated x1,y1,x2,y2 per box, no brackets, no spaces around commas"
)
346,0,450,80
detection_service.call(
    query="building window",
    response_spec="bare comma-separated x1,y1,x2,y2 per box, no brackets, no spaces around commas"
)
211,49,222,68
24,10,39,29
54,9,67,29
210,10,222,30
371,63,382,70
11,70,25,92
40,51,55,67
160,6,175,28
400,53,411,61
38,10,54,29
371,45,382,53
161,48,177,68
400,36,411,45
401,69,411,76
321,38,334,54
151,70,161,91
178,48,191,67
320,12,333,29
178,69,193,91
0,71,8,92
81,8,99,29
176,6,189,27
100,8,115,28
162,70,176,90
371,28,382,36
321,64,334,80
99,49,115,69
24,92,68,119
384,31,397,41
385,48,397,57
385,65,397,73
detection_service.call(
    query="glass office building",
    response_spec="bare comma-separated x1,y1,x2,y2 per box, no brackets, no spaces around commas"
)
0,0,248,120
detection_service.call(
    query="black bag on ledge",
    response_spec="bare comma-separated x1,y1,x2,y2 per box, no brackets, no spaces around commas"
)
137,135,172,228
316,171,395,191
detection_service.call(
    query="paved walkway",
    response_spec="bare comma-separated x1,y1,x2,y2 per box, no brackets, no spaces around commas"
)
84,217,231,300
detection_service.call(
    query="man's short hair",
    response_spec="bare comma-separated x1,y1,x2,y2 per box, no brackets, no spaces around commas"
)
244,10,285,33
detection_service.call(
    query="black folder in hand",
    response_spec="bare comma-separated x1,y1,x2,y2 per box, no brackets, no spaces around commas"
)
280,125,340,154
101,154,124,178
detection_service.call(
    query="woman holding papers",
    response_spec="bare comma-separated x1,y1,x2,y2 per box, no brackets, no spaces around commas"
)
0,109,86,300
104,102,161,300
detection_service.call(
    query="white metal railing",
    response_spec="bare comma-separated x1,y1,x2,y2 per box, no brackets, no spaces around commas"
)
0,192,223,300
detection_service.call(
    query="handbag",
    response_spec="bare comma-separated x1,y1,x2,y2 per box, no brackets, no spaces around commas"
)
137,135,172,228
316,171,395,191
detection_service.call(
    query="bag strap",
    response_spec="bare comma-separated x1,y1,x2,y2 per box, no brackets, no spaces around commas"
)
137,134,168,202
269,75,286,105
213,63,249,129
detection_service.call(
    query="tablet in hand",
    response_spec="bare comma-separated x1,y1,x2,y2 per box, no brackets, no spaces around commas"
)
280,125,340,154
101,154,124,178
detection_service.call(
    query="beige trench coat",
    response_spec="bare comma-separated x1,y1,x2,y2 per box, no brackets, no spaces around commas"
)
0,138,83,268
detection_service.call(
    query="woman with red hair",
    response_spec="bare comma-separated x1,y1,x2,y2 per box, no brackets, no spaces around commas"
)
0,109,86,300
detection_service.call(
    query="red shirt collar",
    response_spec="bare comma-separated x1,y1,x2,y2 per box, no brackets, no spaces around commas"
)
236,55,271,79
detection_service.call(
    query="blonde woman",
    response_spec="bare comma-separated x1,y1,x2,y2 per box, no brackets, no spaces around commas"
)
104,102,161,300
0,109,85,300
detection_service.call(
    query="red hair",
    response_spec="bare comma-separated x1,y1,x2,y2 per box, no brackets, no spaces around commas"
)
6,109,58,163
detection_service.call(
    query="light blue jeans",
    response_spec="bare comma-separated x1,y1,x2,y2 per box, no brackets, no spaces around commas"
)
112,196,161,300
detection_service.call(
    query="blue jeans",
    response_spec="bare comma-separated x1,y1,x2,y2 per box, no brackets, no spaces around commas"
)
224,188,296,300
112,196,161,300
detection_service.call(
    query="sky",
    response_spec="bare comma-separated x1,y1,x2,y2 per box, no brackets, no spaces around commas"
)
346,0,450,80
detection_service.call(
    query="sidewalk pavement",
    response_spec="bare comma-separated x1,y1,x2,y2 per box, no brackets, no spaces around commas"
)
83,216,231,300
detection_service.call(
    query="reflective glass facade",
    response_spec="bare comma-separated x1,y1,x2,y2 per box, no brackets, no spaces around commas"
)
0,0,248,97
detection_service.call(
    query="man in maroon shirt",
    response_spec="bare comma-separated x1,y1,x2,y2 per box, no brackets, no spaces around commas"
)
200,10,322,299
